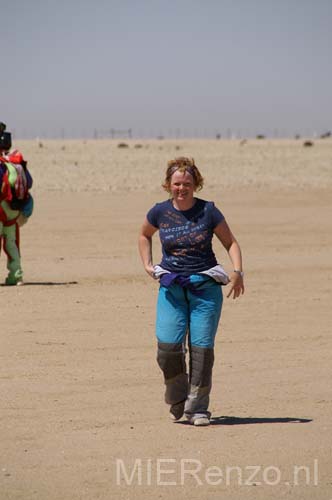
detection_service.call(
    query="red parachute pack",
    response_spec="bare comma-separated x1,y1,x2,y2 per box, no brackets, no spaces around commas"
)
0,150,33,204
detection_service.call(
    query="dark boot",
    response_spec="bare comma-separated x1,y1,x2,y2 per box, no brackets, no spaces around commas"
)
184,345,214,423
157,342,189,419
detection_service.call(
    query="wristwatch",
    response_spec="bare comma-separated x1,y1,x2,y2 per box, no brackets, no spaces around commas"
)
233,270,244,278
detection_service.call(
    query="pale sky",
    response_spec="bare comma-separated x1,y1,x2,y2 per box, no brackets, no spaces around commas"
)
1,0,331,138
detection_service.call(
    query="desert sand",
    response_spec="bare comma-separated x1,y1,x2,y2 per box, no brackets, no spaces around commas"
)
1,139,331,499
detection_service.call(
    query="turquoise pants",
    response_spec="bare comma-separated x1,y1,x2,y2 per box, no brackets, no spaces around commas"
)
156,275,223,348
156,275,223,419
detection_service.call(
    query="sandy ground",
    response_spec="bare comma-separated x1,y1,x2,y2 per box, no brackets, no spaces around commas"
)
1,139,332,499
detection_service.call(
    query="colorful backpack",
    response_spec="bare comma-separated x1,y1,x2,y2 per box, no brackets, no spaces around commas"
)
0,150,33,210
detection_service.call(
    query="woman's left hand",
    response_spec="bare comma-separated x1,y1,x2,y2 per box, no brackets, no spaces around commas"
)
227,272,245,299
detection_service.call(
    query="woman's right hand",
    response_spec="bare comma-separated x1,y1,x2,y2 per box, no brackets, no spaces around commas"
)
144,264,156,279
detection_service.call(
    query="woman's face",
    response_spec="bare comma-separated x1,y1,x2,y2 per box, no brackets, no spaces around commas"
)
169,169,195,203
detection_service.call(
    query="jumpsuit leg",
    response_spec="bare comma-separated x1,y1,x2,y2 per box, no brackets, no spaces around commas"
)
0,222,3,271
3,223,23,285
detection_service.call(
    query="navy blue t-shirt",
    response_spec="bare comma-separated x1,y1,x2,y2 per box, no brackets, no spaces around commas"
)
147,198,224,274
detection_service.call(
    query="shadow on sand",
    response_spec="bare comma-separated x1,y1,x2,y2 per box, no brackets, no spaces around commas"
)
0,281,78,287
210,416,312,426
176,416,312,426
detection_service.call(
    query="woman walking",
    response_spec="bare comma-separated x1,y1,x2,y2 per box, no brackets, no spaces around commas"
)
138,157,244,426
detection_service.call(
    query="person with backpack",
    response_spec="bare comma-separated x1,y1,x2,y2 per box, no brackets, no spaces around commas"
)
0,122,33,285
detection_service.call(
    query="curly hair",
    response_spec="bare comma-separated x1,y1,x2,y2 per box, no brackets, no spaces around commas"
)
162,157,204,192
